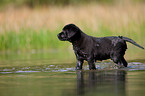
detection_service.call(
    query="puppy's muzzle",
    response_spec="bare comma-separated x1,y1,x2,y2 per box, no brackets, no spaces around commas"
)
57,33,67,41
57,33,62,40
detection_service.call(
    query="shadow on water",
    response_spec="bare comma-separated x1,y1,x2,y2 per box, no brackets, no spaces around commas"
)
76,70,126,96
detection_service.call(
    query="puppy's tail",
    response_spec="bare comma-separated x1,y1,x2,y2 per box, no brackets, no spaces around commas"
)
119,36,144,49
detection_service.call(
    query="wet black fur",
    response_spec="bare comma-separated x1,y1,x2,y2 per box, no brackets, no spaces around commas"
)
57,24,144,70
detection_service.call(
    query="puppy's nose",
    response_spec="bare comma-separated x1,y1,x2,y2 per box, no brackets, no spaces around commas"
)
57,34,60,37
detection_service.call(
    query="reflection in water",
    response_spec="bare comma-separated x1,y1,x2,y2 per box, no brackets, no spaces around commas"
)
76,70,126,96
0,52,145,96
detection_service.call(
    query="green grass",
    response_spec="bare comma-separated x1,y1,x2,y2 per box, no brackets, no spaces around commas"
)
0,23,145,61
0,29,61,51
0,22,145,53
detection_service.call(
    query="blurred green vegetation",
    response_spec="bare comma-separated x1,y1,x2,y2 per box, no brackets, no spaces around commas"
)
0,0,145,9
0,29,60,51
0,23,145,52
0,0,145,61
0,0,114,8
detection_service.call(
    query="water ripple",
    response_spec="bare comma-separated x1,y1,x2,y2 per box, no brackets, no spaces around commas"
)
0,61,145,73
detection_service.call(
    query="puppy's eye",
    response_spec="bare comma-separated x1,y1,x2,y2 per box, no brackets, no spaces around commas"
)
61,32,66,38
61,32,64,35
62,31,67,37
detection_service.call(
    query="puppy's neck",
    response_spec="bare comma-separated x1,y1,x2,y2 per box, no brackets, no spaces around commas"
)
72,32,87,48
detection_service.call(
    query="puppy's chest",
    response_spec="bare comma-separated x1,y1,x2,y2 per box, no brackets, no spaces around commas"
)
73,46,88,58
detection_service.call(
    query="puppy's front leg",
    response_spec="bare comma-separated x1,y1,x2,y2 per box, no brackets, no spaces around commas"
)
87,59,96,70
76,59,84,70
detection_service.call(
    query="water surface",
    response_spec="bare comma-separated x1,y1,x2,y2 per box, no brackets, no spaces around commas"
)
0,52,145,96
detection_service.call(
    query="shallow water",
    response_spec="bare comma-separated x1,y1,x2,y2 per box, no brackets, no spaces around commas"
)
0,53,145,96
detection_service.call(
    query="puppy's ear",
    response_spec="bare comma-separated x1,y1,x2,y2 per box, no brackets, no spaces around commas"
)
68,30,77,39
67,25,80,38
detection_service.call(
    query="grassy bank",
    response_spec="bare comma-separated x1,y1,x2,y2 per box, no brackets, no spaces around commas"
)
0,29,60,51
0,23,145,52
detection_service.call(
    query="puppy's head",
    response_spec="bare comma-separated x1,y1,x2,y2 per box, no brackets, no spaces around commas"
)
57,24,81,42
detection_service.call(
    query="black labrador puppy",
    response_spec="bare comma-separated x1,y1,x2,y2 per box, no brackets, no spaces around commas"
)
57,24,144,70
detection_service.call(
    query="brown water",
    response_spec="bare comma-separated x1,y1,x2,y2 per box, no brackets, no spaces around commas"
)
0,52,145,96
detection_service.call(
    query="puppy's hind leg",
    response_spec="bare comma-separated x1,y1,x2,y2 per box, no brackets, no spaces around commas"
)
111,56,128,67
120,57,128,67
112,56,119,65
